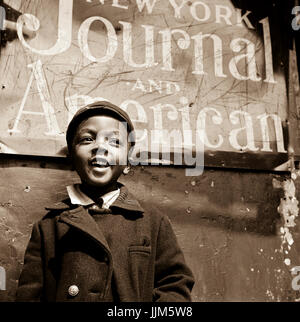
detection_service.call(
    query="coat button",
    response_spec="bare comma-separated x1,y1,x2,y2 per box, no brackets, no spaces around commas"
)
143,236,150,247
68,285,79,297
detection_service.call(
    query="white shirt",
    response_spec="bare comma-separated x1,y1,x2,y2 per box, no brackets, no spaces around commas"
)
66,184,120,209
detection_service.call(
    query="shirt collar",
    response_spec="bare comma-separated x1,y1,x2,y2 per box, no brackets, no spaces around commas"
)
45,183,144,214
66,184,120,209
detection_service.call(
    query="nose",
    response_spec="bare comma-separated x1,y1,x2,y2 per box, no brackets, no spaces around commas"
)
91,138,108,156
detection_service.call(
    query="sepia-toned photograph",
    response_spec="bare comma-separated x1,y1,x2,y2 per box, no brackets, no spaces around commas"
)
0,0,300,308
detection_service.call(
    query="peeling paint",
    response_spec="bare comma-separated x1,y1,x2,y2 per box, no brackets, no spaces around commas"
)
276,168,300,299
278,180,299,227
266,289,275,301
280,227,294,247
276,178,299,255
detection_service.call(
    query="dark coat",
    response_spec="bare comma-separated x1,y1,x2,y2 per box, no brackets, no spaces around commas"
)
16,185,194,302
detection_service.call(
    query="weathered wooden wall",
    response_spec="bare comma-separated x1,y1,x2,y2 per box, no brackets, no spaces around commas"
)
1,156,300,302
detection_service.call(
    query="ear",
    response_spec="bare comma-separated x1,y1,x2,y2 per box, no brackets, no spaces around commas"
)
123,166,131,175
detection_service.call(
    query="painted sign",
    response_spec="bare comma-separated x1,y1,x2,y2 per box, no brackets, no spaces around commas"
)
0,0,289,169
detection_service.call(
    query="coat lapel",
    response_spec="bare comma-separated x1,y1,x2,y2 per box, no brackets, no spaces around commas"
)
110,185,144,213
58,206,111,254
45,183,144,254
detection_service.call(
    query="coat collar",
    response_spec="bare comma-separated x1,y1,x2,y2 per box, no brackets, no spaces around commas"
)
45,184,144,256
45,183,144,214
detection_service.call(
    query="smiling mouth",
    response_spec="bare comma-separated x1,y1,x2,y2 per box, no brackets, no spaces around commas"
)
90,158,110,168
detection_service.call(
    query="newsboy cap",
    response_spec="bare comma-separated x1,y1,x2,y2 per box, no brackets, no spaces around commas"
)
66,101,135,153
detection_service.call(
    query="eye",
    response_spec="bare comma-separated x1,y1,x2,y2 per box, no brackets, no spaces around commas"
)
79,136,94,144
109,137,121,146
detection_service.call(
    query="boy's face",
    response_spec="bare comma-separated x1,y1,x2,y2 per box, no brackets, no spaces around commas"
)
71,115,129,188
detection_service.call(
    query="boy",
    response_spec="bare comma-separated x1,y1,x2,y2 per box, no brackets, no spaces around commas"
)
16,101,195,302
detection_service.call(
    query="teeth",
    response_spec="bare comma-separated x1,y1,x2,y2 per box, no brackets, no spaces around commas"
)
92,160,109,167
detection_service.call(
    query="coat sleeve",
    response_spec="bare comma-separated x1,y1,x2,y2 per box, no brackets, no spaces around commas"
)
16,223,44,302
153,215,195,302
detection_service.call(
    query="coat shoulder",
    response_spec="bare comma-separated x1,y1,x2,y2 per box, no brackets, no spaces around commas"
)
39,197,74,222
138,202,167,229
